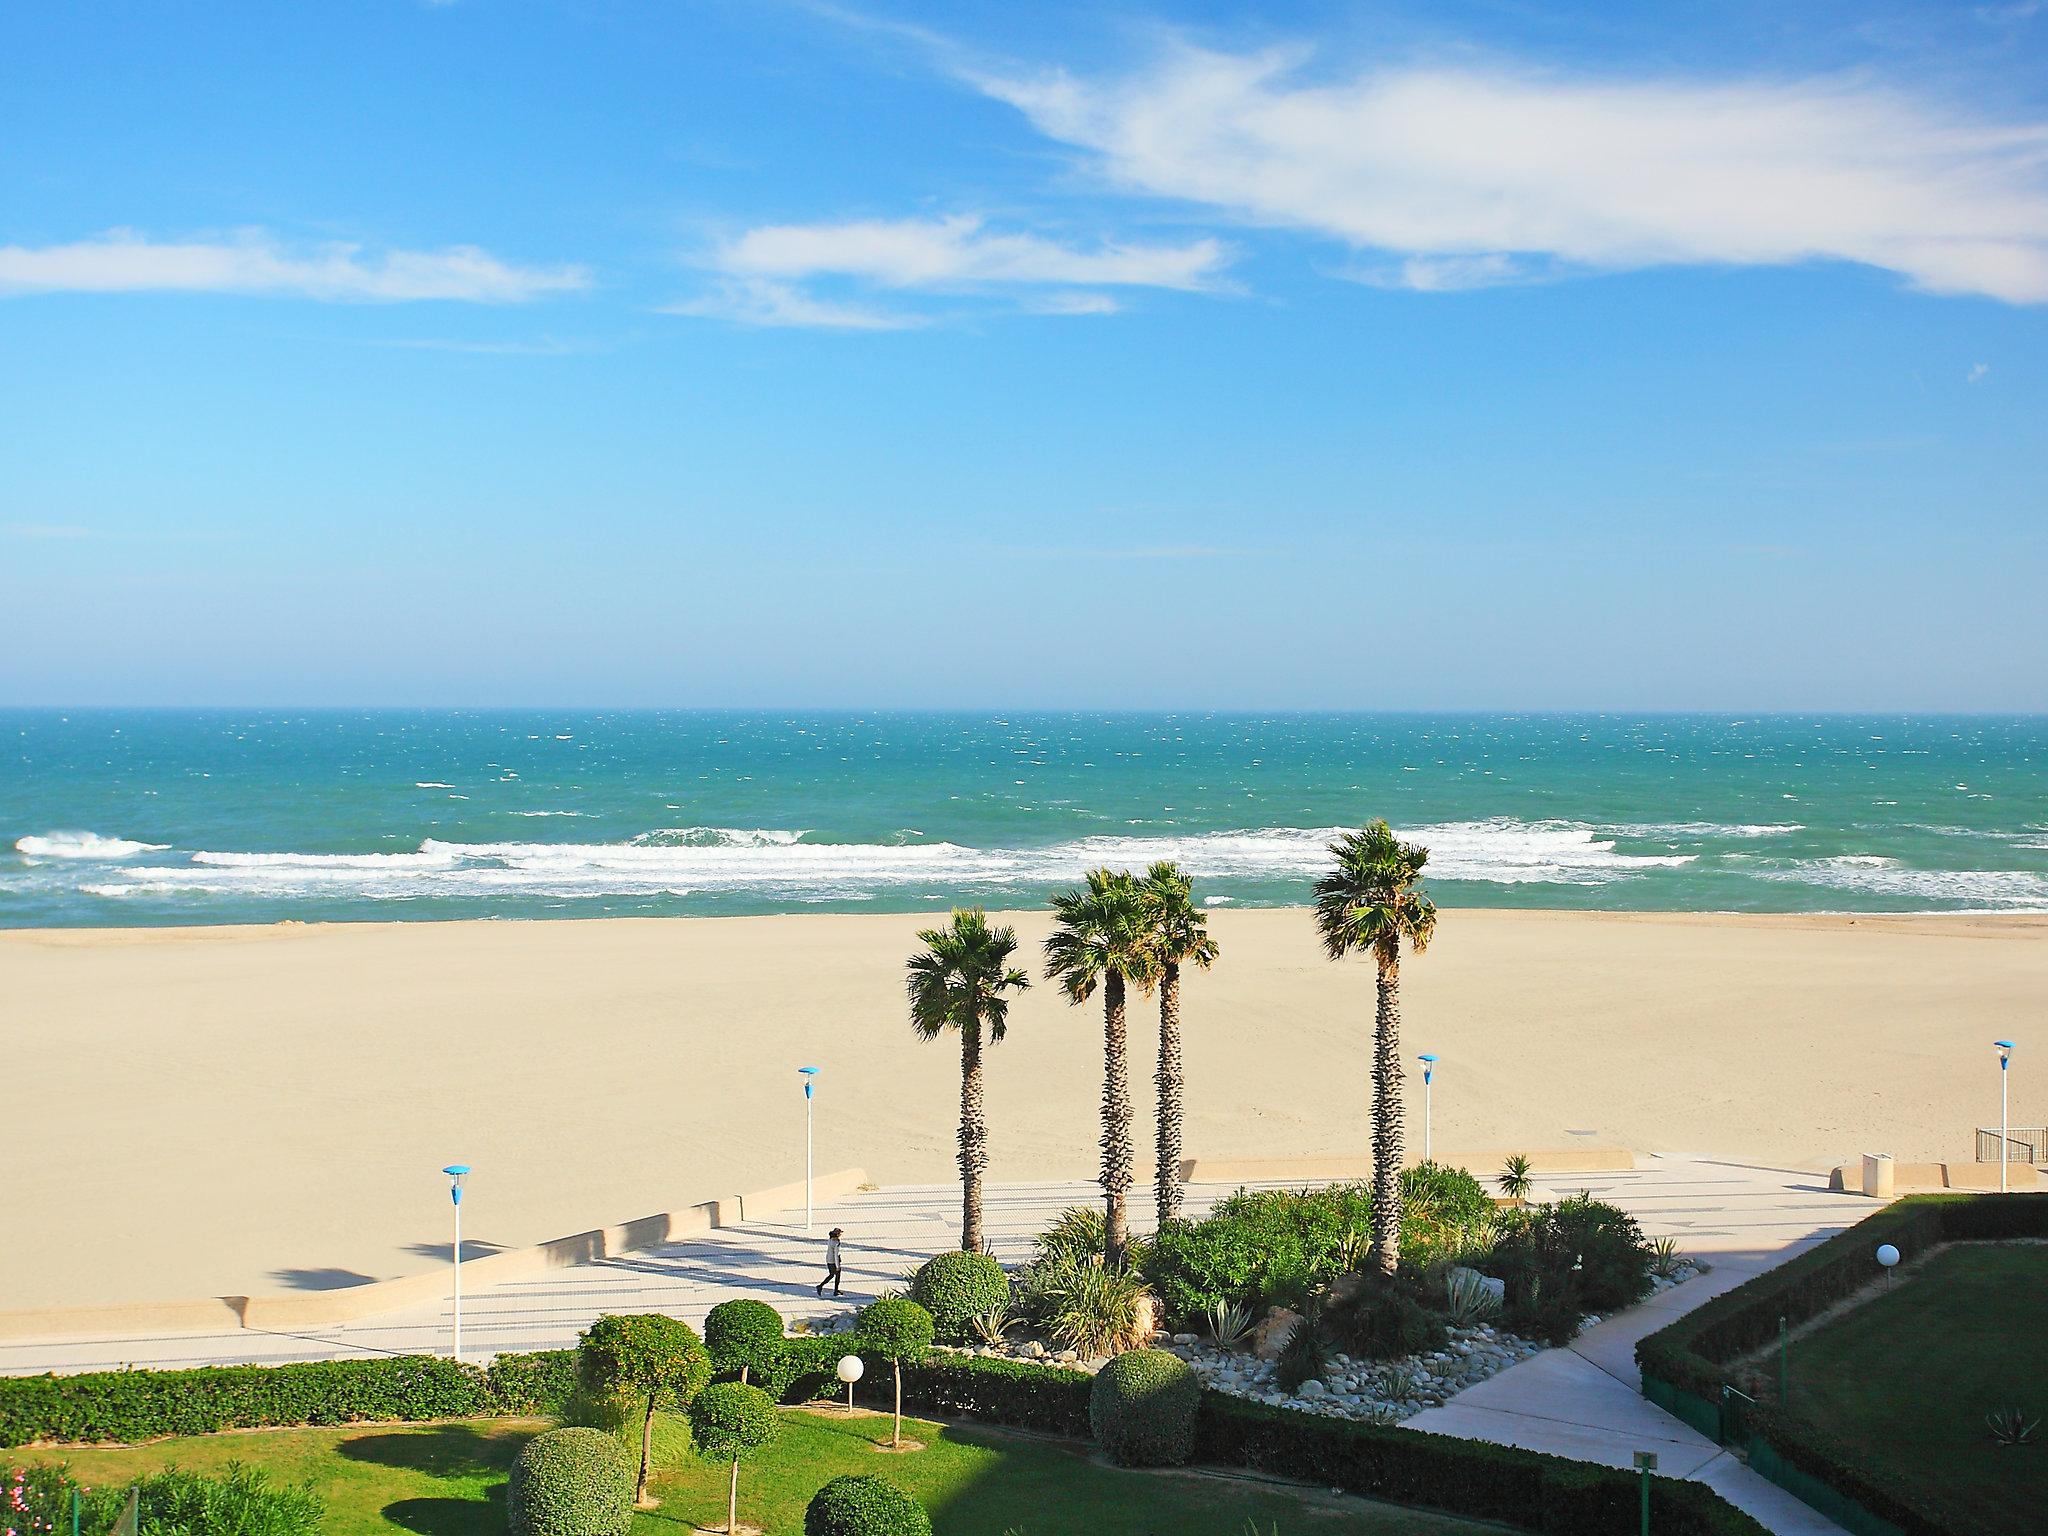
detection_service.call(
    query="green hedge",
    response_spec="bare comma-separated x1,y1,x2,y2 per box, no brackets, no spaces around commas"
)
1634,1192,2048,1536
0,1350,577,1447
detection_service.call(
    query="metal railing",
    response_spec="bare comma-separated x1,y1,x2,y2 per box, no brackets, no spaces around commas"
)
1975,1126,2048,1164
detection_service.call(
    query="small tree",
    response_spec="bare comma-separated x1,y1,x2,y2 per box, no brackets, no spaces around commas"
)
704,1298,784,1384
687,1382,780,1535
576,1313,712,1507
856,1297,935,1449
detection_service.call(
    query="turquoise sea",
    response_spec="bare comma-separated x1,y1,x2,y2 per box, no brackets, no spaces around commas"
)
3,711,2045,927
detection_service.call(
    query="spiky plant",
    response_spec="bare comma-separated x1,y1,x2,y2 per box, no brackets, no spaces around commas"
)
1045,869,1160,1266
1499,1154,1535,1205
1139,860,1218,1226
1313,821,1438,1275
908,908,1032,1252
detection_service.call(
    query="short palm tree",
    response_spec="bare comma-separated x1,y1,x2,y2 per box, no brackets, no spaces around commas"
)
907,908,1031,1252
1044,868,1159,1266
1312,820,1438,1275
1140,860,1217,1225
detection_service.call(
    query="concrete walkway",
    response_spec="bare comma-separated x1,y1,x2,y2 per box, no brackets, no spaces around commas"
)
1407,1154,1862,1535
3,1155,1865,1534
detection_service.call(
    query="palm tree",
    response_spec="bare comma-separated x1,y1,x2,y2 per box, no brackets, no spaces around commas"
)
1044,868,1159,1266
1312,820,1438,1275
1139,860,1217,1226
907,908,1031,1252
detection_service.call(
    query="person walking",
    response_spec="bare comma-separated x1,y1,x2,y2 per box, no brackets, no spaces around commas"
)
815,1226,844,1298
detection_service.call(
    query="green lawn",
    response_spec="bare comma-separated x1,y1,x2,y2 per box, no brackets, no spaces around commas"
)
1783,1241,2048,1531
18,1409,1499,1536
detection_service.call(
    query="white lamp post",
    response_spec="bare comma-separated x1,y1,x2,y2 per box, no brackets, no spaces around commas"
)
1876,1242,1900,1290
799,1066,820,1230
1417,1054,1438,1163
443,1164,470,1362
1996,1040,2015,1193
835,1353,863,1415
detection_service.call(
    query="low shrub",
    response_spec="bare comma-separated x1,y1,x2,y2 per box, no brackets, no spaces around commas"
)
908,1251,1010,1340
3,1462,324,1536
1329,1274,1446,1361
1088,1348,1201,1467
703,1300,784,1383
1017,1257,1150,1357
1397,1162,1496,1263
485,1352,579,1416
1032,1206,1151,1271
506,1426,634,1536
1273,1310,1331,1394
1478,1194,1653,1344
803,1474,933,1536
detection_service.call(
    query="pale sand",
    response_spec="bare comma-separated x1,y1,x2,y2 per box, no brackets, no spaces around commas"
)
4,908,2044,1312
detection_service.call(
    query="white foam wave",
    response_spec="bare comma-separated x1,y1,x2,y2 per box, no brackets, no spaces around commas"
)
16,831,169,860
64,818,1690,903
1758,860,2048,908
1606,821,1804,838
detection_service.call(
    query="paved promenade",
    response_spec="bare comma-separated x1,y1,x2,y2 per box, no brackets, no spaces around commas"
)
4,1155,1864,1534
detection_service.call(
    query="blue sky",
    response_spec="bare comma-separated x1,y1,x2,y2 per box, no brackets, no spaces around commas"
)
2,0,2044,710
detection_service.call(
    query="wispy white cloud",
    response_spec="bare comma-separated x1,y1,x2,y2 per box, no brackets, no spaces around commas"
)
0,230,589,302
663,276,924,330
713,214,1226,291
1968,360,1992,382
672,213,1226,328
974,45,2048,302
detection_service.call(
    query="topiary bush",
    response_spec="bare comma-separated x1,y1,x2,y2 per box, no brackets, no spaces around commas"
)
704,1299,785,1383
507,1426,634,1536
857,1297,935,1448
908,1250,1010,1339
803,1474,934,1536
575,1314,712,1505
687,1382,782,1536
1087,1347,1201,1467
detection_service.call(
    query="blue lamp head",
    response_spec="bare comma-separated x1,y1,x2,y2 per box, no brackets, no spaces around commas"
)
1997,1039,2015,1067
1418,1052,1437,1084
444,1164,470,1205
799,1065,820,1099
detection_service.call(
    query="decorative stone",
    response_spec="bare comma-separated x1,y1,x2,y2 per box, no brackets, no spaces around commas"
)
1251,1307,1303,1360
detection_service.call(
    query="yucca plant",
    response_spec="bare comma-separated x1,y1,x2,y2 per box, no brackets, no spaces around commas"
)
967,1304,1016,1346
1035,1256,1153,1357
1988,1405,2040,1445
1444,1266,1502,1325
1207,1297,1255,1349
1649,1236,1685,1279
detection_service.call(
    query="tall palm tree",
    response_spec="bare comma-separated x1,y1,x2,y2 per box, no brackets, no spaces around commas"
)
1312,820,1438,1275
907,908,1031,1252
1139,860,1217,1226
1044,868,1158,1266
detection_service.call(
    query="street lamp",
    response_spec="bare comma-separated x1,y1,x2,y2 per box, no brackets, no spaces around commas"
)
1417,1055,1438,1163
835,1353,863,1415
1996,1040,2015,1193
799,1067,821,1230
443,1164,470,1362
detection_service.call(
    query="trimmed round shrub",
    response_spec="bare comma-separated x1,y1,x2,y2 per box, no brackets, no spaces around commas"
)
856,1297,934,1363
704,1299,785,1380
908,1251,1010,1339
507,1426,634,1536
686,1380,781,1462
1087,1348,1200,1467
804,1474,933,1536
575,1314,711,1410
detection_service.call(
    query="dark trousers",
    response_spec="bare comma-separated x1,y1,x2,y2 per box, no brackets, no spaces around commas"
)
816,1262,842,1297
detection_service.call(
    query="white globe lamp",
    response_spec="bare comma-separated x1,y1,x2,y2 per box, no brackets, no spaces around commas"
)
835,1352,864,1414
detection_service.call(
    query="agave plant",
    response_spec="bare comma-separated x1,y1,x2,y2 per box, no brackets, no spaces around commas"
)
1374,1363,1425,1403
1444,1266,1502,1325
1988,1404,2040,1445
1208,1297,1255,1349
967,1304,1017,1346
1498,1154,1534,1205
1649,1236,1685,1279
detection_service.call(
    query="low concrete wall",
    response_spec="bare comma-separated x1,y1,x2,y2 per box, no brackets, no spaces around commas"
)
1826,1160,2041,1194
0,1166,869,1345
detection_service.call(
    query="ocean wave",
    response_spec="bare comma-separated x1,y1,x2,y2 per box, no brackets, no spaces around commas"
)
59,818,1691,903
1605,821,1804,838
1757,860,2048,908
16,831,170,860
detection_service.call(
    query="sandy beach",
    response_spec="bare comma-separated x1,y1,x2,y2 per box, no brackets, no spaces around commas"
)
4,907,2044,1312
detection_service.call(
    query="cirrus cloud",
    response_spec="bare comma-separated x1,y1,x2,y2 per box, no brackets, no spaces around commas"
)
974,45,2048,303
0,229,590,302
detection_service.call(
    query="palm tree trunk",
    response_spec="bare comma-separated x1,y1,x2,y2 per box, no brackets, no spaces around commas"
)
1155,961,1184,1225
726,1457,739,1534
636,1393,655,1505
1370,950,1405,1275
1102,969,1133,1265
959,1012,986,1252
